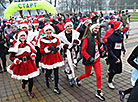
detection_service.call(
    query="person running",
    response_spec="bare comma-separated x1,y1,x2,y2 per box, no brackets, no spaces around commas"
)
75,24,105,101
107,21,126,89
57,22,80,86
7,31,40,98
119,46,138,101
39,24,64,94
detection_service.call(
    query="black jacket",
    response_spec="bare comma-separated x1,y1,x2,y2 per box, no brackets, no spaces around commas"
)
107,31,125,63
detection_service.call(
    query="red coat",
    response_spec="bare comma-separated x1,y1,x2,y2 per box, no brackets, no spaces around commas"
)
7,42,39,80
39,36,64,69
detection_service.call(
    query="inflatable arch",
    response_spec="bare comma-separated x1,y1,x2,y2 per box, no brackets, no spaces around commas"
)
4,0,57,19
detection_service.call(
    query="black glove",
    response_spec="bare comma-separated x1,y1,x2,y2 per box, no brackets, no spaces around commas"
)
88,57,95,63
48,46,54,51
53,47,59,54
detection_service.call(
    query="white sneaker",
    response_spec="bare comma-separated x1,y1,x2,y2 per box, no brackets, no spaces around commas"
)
108,83,115,89
96,92,105,101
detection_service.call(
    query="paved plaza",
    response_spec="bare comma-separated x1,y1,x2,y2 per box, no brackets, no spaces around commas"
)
0,22,138,102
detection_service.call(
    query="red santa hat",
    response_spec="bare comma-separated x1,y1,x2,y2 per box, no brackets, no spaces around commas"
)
5,21,11,25
90,23,99,31
64,22,73,29
17,31,27,40
83,18,92,24
32,20,39,26
44,24,54,33
108,19,115,25
20,22,28,29
113,21,123,30
38,15,44,21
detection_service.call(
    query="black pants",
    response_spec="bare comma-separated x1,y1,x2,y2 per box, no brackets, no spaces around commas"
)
45,68,59,88
35,46,42,68
22,78,33,92
0,53,6,71
127,79,138,102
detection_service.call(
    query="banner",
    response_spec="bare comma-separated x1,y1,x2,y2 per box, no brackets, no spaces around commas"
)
4,0,57,19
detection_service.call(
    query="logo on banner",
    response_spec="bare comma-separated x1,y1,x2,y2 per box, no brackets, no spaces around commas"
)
18,2,37,9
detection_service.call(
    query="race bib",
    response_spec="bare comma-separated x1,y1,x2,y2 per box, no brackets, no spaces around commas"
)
114,43,122,49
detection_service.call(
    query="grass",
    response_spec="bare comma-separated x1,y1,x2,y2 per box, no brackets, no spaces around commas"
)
130,12,138,22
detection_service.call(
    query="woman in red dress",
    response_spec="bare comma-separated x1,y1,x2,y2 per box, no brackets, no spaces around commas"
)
39,25,64,94
7,30,40,98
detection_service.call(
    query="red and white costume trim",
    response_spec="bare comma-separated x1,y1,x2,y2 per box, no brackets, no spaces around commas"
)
57,30,80,79
7,41,39,80
39,35,64,69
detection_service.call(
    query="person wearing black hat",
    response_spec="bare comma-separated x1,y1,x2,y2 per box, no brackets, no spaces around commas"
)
56,18,65,34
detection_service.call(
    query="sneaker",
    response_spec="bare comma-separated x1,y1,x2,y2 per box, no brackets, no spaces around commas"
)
74,77,81,87
96,92,105,101
106,73,108,77
107,82,115,89
69,79,74,87
28,91,35,98
4,69,7,72
54,87,61,94
119,90,125,101
49,75,54,81
22,83,25,89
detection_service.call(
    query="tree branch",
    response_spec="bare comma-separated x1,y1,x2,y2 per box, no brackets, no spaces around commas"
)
0,1,6,9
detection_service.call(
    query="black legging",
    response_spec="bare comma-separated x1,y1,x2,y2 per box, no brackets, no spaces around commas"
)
45,68,59,88
0,54,6,71
35,46,42,68
22,78,33,92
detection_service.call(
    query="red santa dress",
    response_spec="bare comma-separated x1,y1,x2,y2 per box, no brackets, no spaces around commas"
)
7,40,40,80
39,35,64,69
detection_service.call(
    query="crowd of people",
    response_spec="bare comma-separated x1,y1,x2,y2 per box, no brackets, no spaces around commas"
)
0,9,137,101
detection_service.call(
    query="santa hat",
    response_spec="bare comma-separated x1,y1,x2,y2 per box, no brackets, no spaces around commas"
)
44,24,54,33
113,21,123,30
64,22,73,29
16,16,22,21
108,19,115,25
83,18,92,24
20,22,28,29
90,23,99,31
5,21,11,25
32,20,39,26
38,15,44,21
17,31,27,40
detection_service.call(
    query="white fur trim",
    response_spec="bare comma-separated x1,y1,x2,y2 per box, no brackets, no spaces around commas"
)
39,61,64,69
15,46,31,56
90,23,99,31
44,25,54,32
41,37,57,43
64,22,73,29
7,65,40,80
17,31,27,40
83,19,92,24
21,24,28,29
44,47,51,53
31,53,36,57
32,23,39,26
13,58,22,65
8,41,21,53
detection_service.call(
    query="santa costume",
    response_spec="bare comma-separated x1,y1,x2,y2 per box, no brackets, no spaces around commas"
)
7,31,40,98
39,24,64,94
57,22,81,86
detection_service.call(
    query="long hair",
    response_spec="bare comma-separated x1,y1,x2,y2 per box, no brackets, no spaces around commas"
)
82,26,92,39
